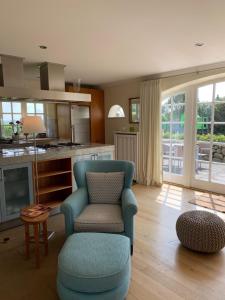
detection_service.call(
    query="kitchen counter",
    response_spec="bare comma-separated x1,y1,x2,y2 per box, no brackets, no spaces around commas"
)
0,144,115,166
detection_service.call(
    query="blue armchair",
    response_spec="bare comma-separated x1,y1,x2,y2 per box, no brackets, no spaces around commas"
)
61,160,138,254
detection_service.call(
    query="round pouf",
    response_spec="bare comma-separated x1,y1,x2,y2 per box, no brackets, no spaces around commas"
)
176,210,225,253
57,232,131,300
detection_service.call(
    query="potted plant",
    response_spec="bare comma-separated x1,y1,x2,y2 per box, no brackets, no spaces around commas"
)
9,120,22,142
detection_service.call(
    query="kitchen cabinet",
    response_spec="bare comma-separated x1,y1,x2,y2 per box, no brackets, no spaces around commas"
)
0,163,33,222
62,85,105,143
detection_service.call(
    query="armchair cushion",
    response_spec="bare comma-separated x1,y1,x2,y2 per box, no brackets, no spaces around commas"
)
74,204,124,233
86,172,124,204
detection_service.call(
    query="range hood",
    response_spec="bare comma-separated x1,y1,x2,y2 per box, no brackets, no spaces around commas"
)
0,55,91,102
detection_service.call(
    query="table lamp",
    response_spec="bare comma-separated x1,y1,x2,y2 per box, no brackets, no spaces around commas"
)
22,116,46,204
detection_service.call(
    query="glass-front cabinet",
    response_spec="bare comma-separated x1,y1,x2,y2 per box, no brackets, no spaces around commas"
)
0,163,33,222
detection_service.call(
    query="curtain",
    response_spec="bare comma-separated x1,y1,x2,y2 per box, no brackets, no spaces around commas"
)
137,79,162,186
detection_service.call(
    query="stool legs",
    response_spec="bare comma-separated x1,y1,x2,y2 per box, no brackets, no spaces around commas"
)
34,224,40,268
24,223,30,259
23,219,49,268
43,221,48,256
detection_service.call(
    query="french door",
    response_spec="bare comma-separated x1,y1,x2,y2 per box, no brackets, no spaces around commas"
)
161,79,225,194
191,81,225,194
161,91,189,185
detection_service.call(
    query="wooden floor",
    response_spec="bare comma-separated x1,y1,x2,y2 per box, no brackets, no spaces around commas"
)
129,184,225,300
1,184,225,300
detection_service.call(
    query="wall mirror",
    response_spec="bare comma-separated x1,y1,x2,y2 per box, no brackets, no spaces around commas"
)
129,97,140,123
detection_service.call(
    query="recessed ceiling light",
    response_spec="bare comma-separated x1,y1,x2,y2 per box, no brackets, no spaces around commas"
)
39,45,47,50
195,42,204,47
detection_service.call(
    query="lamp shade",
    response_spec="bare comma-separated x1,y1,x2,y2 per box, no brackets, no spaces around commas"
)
22,116,46,134
108,105,125,118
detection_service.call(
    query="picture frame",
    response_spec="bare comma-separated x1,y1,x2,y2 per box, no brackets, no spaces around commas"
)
129,97,140,123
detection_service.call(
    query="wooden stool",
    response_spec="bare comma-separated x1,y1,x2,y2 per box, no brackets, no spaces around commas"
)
21,212,49,268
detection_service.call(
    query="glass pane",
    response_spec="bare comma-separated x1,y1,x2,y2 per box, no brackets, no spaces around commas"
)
195,161,209,181
162,97,171,105
196,123,211,141
162,105,171,122
2,102,11,113
4,167,30,217
173,93,185,104
197,103,212,122
197,84,213,103
171,124,184,141
214,103,225,122
2,114,12,124
2,125,13,138
172,142,184,158
172,104,185,122
196,143,210,162
212,144,225,163
13,114,22,122
27,103,35,113
163,157,170,173
12,102,21,113
36,103,44,113
162,141,171,156
211,163,225,184
171,159,183,175
162,123,170,139
215,82,225,101
213,124,225,142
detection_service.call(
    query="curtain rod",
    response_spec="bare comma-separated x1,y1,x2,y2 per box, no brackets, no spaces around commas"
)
145,64,225,81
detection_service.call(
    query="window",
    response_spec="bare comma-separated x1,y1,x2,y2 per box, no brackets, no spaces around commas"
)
26,102,44,120
0,101,45,138
0,102,22,137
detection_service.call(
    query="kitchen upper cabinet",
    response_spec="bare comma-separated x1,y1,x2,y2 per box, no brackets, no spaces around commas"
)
65,85,105,143
57,104,72,140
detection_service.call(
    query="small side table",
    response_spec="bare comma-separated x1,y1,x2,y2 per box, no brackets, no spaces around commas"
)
21,211,49,268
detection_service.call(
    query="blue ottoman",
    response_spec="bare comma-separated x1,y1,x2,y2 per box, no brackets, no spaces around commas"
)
57,233,131,300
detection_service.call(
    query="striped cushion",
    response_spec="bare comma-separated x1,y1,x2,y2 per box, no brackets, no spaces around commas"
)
86,172,124,204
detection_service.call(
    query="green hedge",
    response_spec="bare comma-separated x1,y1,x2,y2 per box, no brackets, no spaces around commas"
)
162,132,225,142
197,134,225,142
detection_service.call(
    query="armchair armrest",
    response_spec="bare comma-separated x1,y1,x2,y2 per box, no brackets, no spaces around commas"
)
61,187,88,236
122,188,138,216
121,188,138,244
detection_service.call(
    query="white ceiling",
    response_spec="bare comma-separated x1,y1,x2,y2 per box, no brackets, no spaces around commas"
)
1,0,225,85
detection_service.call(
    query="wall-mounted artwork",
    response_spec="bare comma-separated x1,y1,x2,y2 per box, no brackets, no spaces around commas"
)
129,97,140,123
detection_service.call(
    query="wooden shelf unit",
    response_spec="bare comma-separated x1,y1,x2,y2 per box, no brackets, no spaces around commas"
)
34,157,72,207
37,170,71,178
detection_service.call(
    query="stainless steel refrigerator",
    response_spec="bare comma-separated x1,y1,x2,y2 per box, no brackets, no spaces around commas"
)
71,105,90,144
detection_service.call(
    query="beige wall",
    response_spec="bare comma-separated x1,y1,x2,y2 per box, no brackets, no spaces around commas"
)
103,67,225,144
104,79,140,144
161,67,225,92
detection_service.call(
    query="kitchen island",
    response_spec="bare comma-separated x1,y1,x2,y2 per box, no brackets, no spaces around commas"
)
0,143,115,165
0,144,115,227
